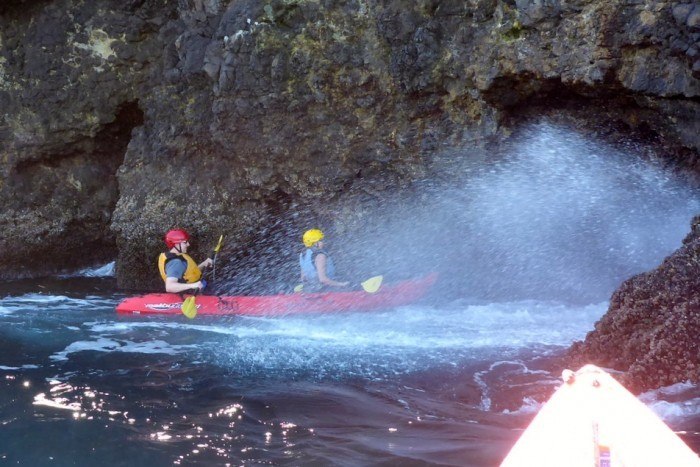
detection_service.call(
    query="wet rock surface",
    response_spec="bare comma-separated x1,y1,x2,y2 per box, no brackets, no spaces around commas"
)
0,1,699,388
568,215,700,393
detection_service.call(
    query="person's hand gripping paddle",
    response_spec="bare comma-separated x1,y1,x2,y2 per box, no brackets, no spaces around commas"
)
294,275,384,293
181,235,224,319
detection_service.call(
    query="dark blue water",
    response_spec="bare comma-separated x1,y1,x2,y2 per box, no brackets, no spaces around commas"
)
0,276,698,466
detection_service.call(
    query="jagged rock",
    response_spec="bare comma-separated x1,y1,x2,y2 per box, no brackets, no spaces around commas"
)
567,216,700,393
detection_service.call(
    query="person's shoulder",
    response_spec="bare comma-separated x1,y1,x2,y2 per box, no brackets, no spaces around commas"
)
313,250,328,259
163,252,186,261
165,257,186,271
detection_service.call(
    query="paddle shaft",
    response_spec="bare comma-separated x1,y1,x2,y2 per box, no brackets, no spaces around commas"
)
211,234,224,285
182,235,223,319
295,275,383,293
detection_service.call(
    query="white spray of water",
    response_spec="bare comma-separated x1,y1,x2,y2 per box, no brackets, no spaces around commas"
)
361,122,699,303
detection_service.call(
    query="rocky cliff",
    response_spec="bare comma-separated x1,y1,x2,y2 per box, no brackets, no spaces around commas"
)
0,0,699,387
1,0,698,283
568,215,700,393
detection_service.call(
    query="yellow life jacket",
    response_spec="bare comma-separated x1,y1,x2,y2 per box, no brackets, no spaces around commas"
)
158,252,202,284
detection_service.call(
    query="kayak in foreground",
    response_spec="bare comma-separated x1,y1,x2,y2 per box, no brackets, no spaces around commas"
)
501,364,699,467
116,273,437,317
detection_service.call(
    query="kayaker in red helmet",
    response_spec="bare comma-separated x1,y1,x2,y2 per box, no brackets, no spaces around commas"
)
300,228,350,290
158,229,213,293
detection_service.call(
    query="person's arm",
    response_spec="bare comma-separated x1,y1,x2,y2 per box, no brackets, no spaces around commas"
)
198,258,213,269
299,252,307,282
165,277,204,293
315,254,349,287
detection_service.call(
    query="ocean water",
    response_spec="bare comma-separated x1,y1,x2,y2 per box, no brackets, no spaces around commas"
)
0,276,698,466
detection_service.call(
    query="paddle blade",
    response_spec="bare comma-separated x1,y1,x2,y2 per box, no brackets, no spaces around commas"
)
214,235,224,254
361,275,383,293
211,235,224,260
181,296,197,319
293,284,303,293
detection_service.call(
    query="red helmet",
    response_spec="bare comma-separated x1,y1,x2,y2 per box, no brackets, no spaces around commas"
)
165,229,190,249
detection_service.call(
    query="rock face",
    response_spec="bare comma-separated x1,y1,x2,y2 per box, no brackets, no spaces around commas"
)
568,216,700,393
0,0,160,278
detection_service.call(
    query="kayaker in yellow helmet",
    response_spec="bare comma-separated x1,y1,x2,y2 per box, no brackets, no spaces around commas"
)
158,229,213,293
300,229,350,290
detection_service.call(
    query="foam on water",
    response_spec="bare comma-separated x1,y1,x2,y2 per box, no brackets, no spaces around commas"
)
86,321,242,336
0,293,116,315
2,293,74,304
502,396,544,415
79,300,605,355
647,398,700,422
0,364,40,370
61,262,115,278
30,299,607,383
220,302,601,379
50,337,197,361
640,383,700,423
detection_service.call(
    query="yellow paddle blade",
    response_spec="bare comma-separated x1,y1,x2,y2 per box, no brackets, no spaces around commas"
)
214,235,224,254
293,284,303,293
361,275,383,293
181,296,197,319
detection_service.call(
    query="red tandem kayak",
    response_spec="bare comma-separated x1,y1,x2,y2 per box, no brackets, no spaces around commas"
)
116,273,437,317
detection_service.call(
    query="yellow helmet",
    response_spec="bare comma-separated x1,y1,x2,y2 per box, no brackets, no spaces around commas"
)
302,228,324,247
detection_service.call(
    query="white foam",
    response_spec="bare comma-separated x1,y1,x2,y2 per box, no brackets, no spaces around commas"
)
650,381,696,397
81,298,606,355
474,361,554,411
4,293,605,381
0,364,40,370
2,293,72,304
50,338,197,361
61,261,115,278
73,299,609,381
228,300,608,350
647,399,700,421
639,382,700,422
0,294,112,313
503,397,544,415
87,321,242,336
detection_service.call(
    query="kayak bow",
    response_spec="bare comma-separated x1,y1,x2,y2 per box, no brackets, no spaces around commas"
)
501,364,699,467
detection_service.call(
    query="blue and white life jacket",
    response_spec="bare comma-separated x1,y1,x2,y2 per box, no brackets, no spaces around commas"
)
299,248,335,283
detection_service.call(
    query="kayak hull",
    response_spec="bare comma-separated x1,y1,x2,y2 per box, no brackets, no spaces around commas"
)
115,273,437,317
501,364,699,467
